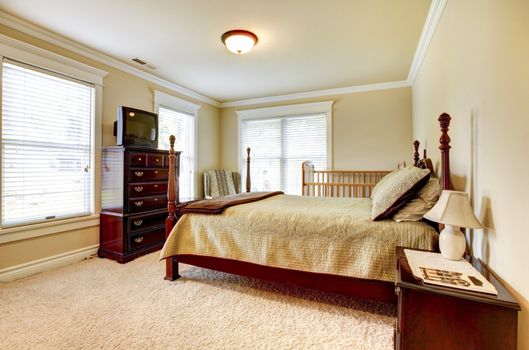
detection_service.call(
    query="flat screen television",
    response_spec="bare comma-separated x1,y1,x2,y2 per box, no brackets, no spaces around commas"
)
114,106,158,149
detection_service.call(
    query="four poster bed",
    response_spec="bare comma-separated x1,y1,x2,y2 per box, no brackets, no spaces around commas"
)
161,113,455,304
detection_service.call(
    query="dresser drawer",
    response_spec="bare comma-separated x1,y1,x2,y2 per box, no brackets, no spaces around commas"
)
128,212,166,232
129,169,168,182
147,154,164,167
129,152,147,167
128,195,166,213
128,226,165,251
128,182,167,197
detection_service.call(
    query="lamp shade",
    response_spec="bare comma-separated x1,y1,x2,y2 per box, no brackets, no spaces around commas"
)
423,190,483,229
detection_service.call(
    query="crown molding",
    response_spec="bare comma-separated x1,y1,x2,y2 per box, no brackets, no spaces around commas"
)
0,34,108,85
0,11,221,107
0,0,447,109
407,0,447,85
220,80,410,108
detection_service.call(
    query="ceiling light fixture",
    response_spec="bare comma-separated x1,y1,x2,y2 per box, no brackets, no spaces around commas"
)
221,29,258,55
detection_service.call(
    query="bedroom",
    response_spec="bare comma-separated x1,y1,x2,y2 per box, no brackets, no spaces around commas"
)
0,0,528,349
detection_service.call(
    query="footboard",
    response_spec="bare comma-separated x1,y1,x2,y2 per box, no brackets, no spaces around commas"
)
302,162,389,198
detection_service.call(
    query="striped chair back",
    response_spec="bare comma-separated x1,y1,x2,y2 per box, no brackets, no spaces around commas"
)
204,170,242,198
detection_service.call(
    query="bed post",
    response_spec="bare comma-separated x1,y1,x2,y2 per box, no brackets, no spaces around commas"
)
301,161,306,195
165,135,179,281
413,140,420,166
438,113,454,190
246,147,251,192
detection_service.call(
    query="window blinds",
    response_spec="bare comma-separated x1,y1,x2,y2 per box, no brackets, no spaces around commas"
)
240,114,327,195
158,106,195,198
1,59,94,227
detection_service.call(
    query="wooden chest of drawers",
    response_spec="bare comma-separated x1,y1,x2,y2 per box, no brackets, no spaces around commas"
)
98,147,180,263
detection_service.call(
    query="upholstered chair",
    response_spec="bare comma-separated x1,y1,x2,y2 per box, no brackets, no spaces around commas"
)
203,170,242,199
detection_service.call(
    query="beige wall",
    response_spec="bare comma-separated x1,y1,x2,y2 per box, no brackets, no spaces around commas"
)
412,1,529,348
221,87,413,172
0,25,220,271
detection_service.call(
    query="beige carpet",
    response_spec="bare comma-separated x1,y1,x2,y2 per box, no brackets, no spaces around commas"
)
0,252,396,350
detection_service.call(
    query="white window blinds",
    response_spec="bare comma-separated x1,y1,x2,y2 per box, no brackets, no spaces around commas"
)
158,106,195,198
1,59,94,227
240,114,327,195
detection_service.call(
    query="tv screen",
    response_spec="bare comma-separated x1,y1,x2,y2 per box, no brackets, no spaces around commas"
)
115,106,158,149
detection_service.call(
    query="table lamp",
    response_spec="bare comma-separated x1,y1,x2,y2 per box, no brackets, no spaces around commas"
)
423,190,483,260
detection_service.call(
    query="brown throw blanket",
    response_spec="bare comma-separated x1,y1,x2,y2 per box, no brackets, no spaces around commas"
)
180,191,284,215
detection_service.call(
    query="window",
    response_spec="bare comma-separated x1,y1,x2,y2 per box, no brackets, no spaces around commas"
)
1,59,95,227
158,107,195,198
154,91,200,200
238,102,332,195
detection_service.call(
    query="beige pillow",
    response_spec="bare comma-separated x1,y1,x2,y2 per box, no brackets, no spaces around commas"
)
370,169,398,199
393,178,442,222
371,166,431,221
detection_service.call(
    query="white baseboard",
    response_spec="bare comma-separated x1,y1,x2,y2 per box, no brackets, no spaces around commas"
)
0,244,99,282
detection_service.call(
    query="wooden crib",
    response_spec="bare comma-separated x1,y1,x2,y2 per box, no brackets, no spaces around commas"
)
301,140,430,198
301,163,390,198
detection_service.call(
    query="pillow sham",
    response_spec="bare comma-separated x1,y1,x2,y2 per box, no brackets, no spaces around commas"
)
392,177,441,222
370,169,398,199
371,166,431,221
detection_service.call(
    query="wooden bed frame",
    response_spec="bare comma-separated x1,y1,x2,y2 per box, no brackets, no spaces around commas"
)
163,113,454,304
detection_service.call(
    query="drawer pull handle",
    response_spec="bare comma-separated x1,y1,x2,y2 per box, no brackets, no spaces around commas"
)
133,220,143,226
154,198,158,202
154,184,158,188
134,201,143,207
135,171,144,177
154,170,158,174
156,158,160,162
138,157,142,161
134,186,143,192
134,236,144,243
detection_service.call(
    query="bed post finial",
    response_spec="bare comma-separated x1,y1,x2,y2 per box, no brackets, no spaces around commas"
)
413,140,420,166
438,113,454,190
246,147,251,192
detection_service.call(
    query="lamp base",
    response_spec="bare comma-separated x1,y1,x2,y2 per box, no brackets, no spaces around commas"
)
439,225,466,260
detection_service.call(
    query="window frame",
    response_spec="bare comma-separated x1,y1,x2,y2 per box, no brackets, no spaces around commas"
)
0,35,107,243
154,90,200,198
236,101,334,189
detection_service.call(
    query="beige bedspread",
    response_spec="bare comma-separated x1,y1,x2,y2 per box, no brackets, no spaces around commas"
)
160,195,438,282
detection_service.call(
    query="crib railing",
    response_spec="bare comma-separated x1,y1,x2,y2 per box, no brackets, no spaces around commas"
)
302,161,390,198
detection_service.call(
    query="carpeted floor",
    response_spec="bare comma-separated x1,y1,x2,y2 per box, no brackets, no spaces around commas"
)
0,252,396,350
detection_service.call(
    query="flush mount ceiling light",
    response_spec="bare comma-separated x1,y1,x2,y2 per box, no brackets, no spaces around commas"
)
221,29,258,55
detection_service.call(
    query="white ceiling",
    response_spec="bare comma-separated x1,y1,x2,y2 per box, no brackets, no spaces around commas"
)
0,0,431,103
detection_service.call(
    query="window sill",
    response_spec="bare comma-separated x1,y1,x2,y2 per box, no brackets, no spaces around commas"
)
0,214,100,244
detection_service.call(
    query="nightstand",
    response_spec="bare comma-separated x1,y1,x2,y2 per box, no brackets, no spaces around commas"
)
395,246,520,350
